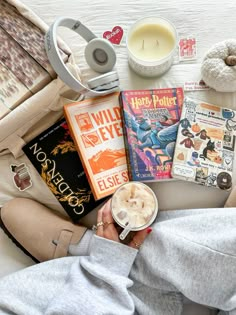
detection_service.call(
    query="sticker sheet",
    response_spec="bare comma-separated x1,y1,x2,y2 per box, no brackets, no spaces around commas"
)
172,97,236,190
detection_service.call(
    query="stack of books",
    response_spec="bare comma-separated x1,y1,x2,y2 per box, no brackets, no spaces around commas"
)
23,89,235,221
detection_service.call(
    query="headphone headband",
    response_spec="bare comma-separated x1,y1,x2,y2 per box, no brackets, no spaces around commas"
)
45,17,119,97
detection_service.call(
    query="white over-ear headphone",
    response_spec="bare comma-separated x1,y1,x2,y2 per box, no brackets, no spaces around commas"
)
45,17,119,97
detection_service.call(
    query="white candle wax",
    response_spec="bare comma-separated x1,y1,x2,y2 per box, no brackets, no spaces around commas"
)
128,24,175,61
127,17,177,77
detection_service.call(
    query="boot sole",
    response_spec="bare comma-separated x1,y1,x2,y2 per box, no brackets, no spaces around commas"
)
0,210,39,263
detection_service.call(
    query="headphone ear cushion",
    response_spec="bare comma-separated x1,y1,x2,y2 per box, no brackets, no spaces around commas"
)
84,38,116,73
87,71,119,91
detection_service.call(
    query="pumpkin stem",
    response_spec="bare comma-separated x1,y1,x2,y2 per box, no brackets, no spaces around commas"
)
225,55,236,66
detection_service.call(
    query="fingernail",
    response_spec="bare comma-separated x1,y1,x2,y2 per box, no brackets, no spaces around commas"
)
147,227,152,234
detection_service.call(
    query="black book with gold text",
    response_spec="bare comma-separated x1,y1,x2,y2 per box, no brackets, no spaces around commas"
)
23,119,103,222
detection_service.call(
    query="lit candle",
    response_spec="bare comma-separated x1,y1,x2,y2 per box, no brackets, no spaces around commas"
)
126,17,177,77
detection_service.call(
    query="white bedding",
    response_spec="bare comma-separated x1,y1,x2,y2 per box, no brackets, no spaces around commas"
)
0,1,236,313
19,0,236,211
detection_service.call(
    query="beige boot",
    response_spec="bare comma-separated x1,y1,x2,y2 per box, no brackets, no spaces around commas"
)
224,186,236,207
0,198,87,262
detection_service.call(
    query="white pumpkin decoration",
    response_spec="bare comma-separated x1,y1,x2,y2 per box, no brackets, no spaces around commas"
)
201,39,236,92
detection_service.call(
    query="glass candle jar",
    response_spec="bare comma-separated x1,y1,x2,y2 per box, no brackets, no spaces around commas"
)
126,16,177,77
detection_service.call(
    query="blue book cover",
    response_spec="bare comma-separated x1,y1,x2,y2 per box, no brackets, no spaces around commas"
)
120,88,184,181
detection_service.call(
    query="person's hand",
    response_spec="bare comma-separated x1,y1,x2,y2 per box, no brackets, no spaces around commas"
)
95,199,152,250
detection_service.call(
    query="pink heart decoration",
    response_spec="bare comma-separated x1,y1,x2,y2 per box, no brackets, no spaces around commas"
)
103,26,124,45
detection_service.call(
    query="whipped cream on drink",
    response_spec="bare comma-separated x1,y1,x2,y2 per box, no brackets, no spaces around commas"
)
111,182,158,229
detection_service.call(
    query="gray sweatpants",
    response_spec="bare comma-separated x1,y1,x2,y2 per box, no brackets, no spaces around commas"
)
0,208,235,314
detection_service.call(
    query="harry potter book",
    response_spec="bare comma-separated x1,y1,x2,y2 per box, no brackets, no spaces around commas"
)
23,119,104,222
120,88,184,181
171,97,235,190
64,92,129,200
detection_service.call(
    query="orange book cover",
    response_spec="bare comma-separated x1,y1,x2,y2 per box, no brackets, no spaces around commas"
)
64,92,129,200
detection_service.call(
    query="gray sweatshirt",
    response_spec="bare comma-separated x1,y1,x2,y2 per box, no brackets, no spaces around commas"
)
0,208,236,315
